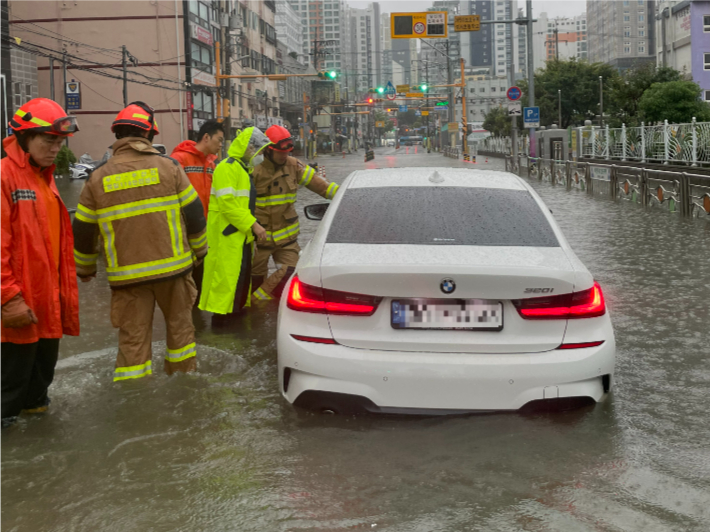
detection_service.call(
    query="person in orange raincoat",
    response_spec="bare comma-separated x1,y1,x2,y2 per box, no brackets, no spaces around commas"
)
170,119,224,297
1,98,80,427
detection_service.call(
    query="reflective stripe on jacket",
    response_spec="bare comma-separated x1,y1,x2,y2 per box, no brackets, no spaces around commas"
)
72,137,207,288
170,140,216,220
1,136,80,343
251,155,338,247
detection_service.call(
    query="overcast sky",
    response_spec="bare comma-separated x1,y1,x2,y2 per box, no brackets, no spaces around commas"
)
347,0,587,19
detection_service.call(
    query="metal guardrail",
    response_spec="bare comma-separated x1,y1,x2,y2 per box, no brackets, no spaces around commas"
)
443,146,460,159
506,155,710,219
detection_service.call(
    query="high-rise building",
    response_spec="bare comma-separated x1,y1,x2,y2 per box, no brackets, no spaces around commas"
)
460,1,520,82
587,0,656,70
532,13,588,68
276,0,304,62
655,0,710,102
350,3,381,95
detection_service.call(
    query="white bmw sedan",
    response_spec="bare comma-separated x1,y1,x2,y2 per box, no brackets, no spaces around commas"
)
277,168,615,414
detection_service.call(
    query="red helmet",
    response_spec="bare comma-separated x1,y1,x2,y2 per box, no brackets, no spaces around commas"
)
111,101,159,135
9,98,78,136
265,124,293,152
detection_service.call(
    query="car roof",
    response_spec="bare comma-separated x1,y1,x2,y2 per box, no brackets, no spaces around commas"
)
346,168,527,190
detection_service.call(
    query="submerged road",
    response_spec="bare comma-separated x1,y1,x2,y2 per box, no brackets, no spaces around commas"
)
2,148,710,531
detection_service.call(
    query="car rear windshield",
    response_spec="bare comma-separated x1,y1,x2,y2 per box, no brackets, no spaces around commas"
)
326,187,559,247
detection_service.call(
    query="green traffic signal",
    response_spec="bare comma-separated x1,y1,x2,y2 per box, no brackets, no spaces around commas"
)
420,84,428,92
377,87,384,94
328,71,337,79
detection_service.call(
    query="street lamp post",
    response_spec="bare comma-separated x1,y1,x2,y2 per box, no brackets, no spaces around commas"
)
558,89,562,128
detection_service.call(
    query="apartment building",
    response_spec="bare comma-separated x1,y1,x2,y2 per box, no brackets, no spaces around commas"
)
587,0,656,70
6,0,280,157
655,0,710,101
350,3,381,95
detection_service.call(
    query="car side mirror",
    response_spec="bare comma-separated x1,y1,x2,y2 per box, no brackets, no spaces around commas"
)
304,203,329,221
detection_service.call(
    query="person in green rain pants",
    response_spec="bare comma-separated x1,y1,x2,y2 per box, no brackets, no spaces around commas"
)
199,127,272,327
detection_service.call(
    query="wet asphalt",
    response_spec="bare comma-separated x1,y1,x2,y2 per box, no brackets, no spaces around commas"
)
2,147,710,531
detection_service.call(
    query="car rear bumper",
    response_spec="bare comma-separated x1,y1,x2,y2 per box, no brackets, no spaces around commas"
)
277,333,615,412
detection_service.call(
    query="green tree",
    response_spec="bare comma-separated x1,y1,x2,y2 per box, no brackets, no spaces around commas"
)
54,145,76,176
374,110,394,132
638,81,710,124
482,105,511,137
518,58,619,129
607,64,685,126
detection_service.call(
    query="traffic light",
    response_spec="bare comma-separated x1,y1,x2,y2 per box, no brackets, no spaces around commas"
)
317,71,338,79
223,99,230,118
367,98,374,105
377,86,384,94
412,84,429,92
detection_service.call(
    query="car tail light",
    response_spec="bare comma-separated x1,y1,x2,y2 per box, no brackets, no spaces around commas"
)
291,334,339,345
287,275,382,316
557,340,605,350
513,282,606,320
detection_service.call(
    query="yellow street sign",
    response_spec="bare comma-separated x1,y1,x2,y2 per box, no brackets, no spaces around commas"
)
376,121,385,128
454,15,481,32
422,111,429,116
448,122,459,130
396,84,410,93
391,11,448,39
405,92,423,98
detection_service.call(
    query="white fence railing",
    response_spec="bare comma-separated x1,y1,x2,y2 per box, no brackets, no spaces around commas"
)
580,119,709,166
476,119,710,166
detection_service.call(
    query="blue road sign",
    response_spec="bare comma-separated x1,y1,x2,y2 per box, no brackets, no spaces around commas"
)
399,105,408,112
524,107,540,127
415,110,421,116
507,86,522,101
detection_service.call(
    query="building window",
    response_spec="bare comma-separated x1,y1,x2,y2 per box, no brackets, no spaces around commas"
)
624,26,630,37
704,15,710,32
188,0,210,29
705,53,710,70
638,14,644,22
192,91,214,119
624,14,630,22
624,42,631,54
191,41,212,71
638,45,645,53
705,90,710,101
639,29,645,37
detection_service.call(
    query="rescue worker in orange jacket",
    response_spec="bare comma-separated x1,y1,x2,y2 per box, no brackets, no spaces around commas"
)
1,99,80,426
170,119,224,299
72,102,208,382
250,125,339,300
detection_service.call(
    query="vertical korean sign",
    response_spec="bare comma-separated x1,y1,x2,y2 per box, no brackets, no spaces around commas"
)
186,92,193,128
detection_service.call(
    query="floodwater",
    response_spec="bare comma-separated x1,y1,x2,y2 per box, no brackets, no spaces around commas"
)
3,149,710,531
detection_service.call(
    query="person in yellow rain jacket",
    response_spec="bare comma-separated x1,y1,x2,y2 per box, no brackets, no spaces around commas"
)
250,125,339,301
198,127,271,327
72,102,207,381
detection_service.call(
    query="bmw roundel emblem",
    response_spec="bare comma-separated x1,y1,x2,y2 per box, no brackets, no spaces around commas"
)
440,278,456,294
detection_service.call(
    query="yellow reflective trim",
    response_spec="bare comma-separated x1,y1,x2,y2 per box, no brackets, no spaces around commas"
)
166,342,197,363
75,203,98,223
114,360,153,381
178,186,198,206
106,251,193,282
326,182,339,199
189,234,207,248
132,113,150,120
95,195,179,222
167,209,179,257
74,249,98,266
15,109,52,127
99,222,118,268
103,168,160,193
267,220,300,242
299,167,315,186
255,193,297,207
252,287,273,301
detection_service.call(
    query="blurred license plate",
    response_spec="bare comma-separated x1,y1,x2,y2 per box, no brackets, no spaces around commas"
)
391,299,503,331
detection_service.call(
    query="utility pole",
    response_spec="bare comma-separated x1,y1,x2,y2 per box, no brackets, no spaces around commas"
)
122,45,128,106
554,27,559,61
426,62,430,153
460,57,468,157
558,89,562,128
599,75,604,127
62,51,68,147
526,0,535,157
49,57,55,102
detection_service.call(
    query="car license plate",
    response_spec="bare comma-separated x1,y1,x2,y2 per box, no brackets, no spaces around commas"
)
391,299,503,331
